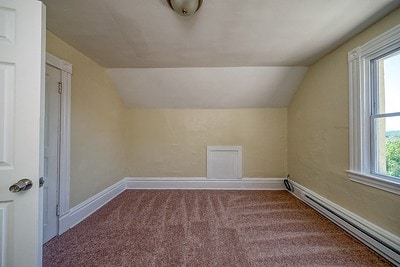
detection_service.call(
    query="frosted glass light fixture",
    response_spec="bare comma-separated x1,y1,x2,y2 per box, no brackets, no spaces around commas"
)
167,0,203,16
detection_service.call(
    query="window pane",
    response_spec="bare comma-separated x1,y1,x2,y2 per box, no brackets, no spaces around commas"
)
374,116,400,178
376,51,400,114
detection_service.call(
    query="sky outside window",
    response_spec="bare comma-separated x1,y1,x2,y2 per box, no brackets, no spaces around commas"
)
382,51,400,132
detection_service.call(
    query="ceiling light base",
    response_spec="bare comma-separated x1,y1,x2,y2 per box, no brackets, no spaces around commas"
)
167,0,203,16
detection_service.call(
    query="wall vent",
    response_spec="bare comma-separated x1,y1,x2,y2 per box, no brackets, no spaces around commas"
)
207,146,242,179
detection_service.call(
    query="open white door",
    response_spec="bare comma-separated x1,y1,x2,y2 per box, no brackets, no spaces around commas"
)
0,0,45,266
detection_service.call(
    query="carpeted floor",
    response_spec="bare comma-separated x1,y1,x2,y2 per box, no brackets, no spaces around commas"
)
43,190,392,266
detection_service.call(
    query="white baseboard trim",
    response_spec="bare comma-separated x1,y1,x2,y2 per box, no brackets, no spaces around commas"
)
58,177,284,233
289,180,400,266
124,177,285,190
58,179,126,234
57,176,399,264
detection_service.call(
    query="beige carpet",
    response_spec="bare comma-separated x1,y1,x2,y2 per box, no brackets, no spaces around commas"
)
43,190,392,266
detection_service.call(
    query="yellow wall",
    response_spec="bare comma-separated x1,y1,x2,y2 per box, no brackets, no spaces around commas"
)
288,9,400,235
46,31,126,207
46,8,400,237
125,108,287,178
45,32,287,206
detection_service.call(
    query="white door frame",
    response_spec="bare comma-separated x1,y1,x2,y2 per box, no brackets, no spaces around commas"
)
45,52,72,235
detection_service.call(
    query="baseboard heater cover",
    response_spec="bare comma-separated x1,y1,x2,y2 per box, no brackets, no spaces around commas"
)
291,181,400,266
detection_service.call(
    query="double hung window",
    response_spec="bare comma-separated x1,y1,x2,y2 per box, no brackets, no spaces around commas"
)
348,25,400,195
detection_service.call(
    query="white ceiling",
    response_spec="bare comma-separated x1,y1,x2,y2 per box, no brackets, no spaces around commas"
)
42,0,400,108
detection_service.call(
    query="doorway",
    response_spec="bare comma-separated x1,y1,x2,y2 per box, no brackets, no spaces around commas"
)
42,53,72,243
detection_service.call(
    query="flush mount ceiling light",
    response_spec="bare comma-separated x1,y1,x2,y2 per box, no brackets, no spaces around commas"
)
167,0,203,16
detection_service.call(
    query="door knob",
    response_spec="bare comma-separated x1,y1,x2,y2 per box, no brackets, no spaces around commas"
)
9,178,33,193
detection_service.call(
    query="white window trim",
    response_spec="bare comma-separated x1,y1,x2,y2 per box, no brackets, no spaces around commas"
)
347,24,400,195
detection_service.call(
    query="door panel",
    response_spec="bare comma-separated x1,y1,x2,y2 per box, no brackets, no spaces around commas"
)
0,63,14,168
0,6,15,45
0,201,12,267
0,0,45,266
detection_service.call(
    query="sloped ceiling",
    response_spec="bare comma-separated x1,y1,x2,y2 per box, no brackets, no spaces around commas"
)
107,67,308,108
43,0,400,108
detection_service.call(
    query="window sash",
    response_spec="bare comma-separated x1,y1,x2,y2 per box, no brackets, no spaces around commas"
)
369,51,400,179
371,113,400,119
370,114,400,178
370,49,400,116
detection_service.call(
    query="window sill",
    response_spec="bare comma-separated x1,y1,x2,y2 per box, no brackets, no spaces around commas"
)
347,170,400,196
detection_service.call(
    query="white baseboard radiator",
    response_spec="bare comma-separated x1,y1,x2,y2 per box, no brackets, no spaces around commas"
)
290,180,400,266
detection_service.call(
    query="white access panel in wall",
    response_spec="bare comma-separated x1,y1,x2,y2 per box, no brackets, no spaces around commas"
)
207,146,242,179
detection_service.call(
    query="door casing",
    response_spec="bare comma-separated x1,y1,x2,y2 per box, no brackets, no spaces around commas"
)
43,53,72,236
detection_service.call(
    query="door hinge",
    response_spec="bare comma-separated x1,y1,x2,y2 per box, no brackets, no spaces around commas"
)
56,204,60,216
58,82,62,94
39,177,44,188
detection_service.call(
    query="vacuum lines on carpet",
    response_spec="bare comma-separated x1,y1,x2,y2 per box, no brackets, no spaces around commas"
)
43,190,392,266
